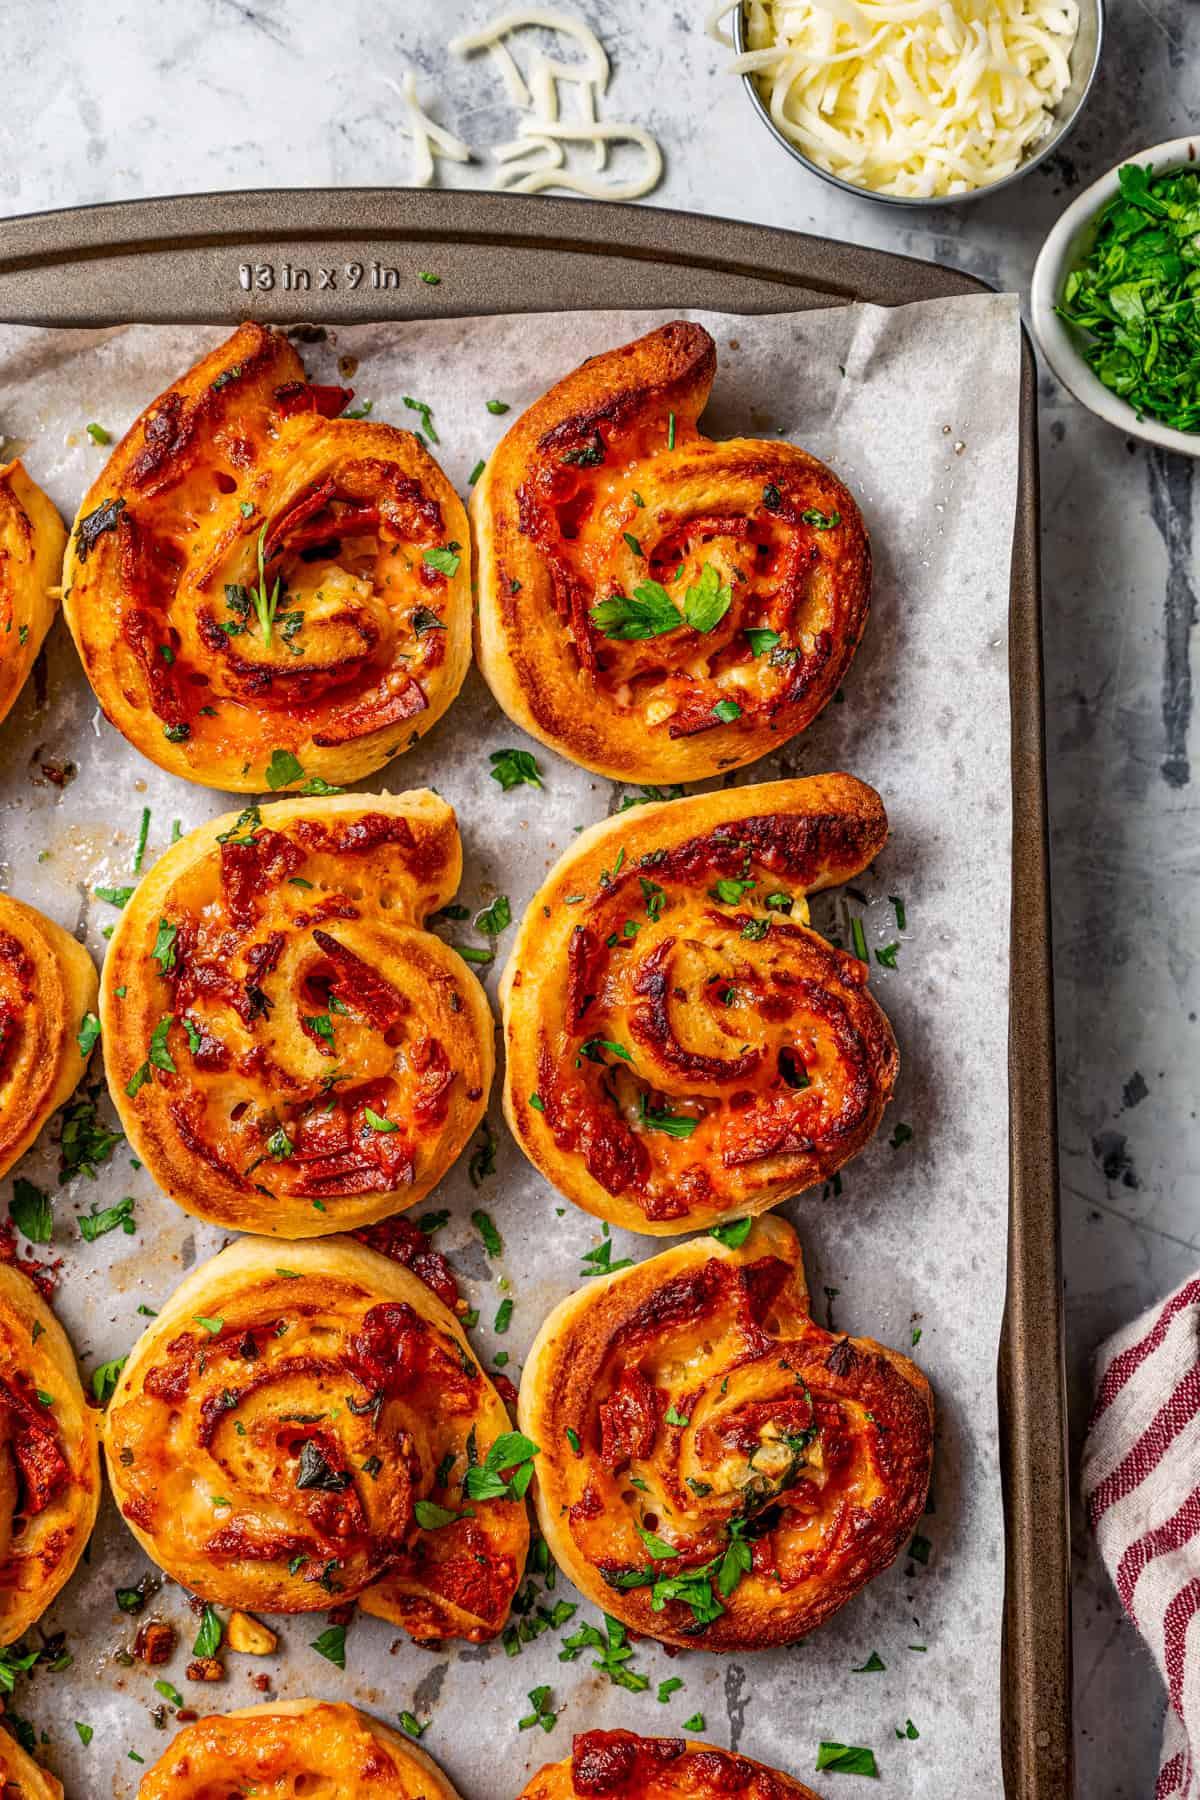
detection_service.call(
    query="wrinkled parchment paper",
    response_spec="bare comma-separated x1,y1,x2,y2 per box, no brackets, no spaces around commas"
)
0,295,1020,1798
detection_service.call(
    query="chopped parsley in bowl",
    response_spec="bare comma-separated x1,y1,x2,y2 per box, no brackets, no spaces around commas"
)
1057,161,1200,433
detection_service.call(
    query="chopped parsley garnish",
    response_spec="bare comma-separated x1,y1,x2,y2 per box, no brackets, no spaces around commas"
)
580,1234,633,1278
74,1721,94,1746
414,1499,470,1530
850,916,868,964
559,1614,648,1691
115,1583,147,1615
423,544,461,577
151,918,178,974
800,508,841,530
486,399,510,415
310,1625,347,1669
9,1179,52,1244
908,1532,932,1563
91,1356,127,1405
816,1743,878,1775
192,1604,223,1658
154,1680,184,1709
133,805,151,873
875,942,899,968
852,1650,886,1672
475,894,512,936
472,1209,503,1257
897,1720,920,1740
193,1314,224,1336
712,698,742,724
682,1714,705,1732
94,884,135,908
890,894,907,930
709,1217,753,1249
638,1096,698,1139
463,1431,539,1503
265,748,304,790
79,1196,135,1242
399,1710,426,1737
411,606,446,635
468,1122,497,1187
494,1298,513,1333
890,1122,914,1150
518,1685,557,1733
86,422,111,445
745,627,781,656
249,522,284,646
418,270,440,285
682,563,732,633
664,1404,690,1427
469,459,485,485
490,747,543,792
404,395,440,442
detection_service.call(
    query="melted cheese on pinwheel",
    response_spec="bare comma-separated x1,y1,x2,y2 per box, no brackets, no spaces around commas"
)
137,1700,463,1800
0,460,66,733
519,1217,932,1652
100,792,492,1237
105,1238,529,1640
500,776,897,1234
0,1266,100,1643
473,320,869,782
0,894,99,1183
520,1731,824,1800
62,322,471,793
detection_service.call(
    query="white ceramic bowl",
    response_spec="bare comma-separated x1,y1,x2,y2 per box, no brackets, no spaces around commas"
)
1031,136,1200,454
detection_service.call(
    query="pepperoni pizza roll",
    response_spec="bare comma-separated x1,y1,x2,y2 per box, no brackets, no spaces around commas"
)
518,1216,932,1652
138,1700,462,1800
0,460,67,732
0,1265,101,1642
100,791,493,1237
0,894,99,1183
500,776,897,1235
62,322,471,792
105,1236,529,1640
0,1725,63,1800
473,320,869,782
519,1732,823,1800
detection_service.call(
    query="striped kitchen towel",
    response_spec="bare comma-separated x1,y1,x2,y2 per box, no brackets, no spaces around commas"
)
1083,1274,1200,1799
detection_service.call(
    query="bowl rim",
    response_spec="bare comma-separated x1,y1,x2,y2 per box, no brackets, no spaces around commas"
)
1030,136,1200,455
730,0,1105,209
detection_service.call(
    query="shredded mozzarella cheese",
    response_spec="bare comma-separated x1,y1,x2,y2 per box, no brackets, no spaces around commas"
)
382,71,475,188
708,0,1079,198
450,8,663,201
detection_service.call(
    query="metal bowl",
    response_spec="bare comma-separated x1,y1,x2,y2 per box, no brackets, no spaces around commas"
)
732,0,1105,208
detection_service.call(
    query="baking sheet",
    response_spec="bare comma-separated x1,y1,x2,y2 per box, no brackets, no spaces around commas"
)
0,295,1020,1798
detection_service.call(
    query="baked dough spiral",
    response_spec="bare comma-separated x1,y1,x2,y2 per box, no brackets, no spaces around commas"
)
519,1732,823,1800
100,791,492,1237
0,1265,101,1643
0,1725,64,1800
472,320,869,782
0,895,99,1183
0,460,66,732
138,1700,462,1800
518,1216,932,1652
105,1236,528,1640
500,777,897,1234
62,322,471,792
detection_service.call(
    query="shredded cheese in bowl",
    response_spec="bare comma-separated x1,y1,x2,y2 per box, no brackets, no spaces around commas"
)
709,0,1080,199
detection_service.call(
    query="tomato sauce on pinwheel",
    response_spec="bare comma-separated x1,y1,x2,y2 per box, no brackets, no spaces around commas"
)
0,1266,100,1643
518,1217,931,1653
472,320,869,783
500,777,897,1235
138,1700,463,1800
0,894,99,1183
0,461,66,732
100,792,492,1238
105,1238,530,1641
519,1731,825,1800
62,322,471,792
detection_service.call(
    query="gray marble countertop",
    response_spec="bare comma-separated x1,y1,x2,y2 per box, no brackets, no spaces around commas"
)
2,2,1194,1793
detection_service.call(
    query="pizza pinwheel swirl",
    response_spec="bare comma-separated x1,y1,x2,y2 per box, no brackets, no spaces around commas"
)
0,1265,101,1643
0,460,66,732
519,1216,932,1652
500,777,897,1234
100,791,492,1237
0,1724,64,1800
473,320,869,782
519,1731,823,1800
105,1237,529,1640
138,1700,462,1800
62,322,471,792
0,894,98,1183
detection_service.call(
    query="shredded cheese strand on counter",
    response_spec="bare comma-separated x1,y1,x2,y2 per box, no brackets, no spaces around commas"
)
383,70,475,188
450,8,663,201
708,0,1079,198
